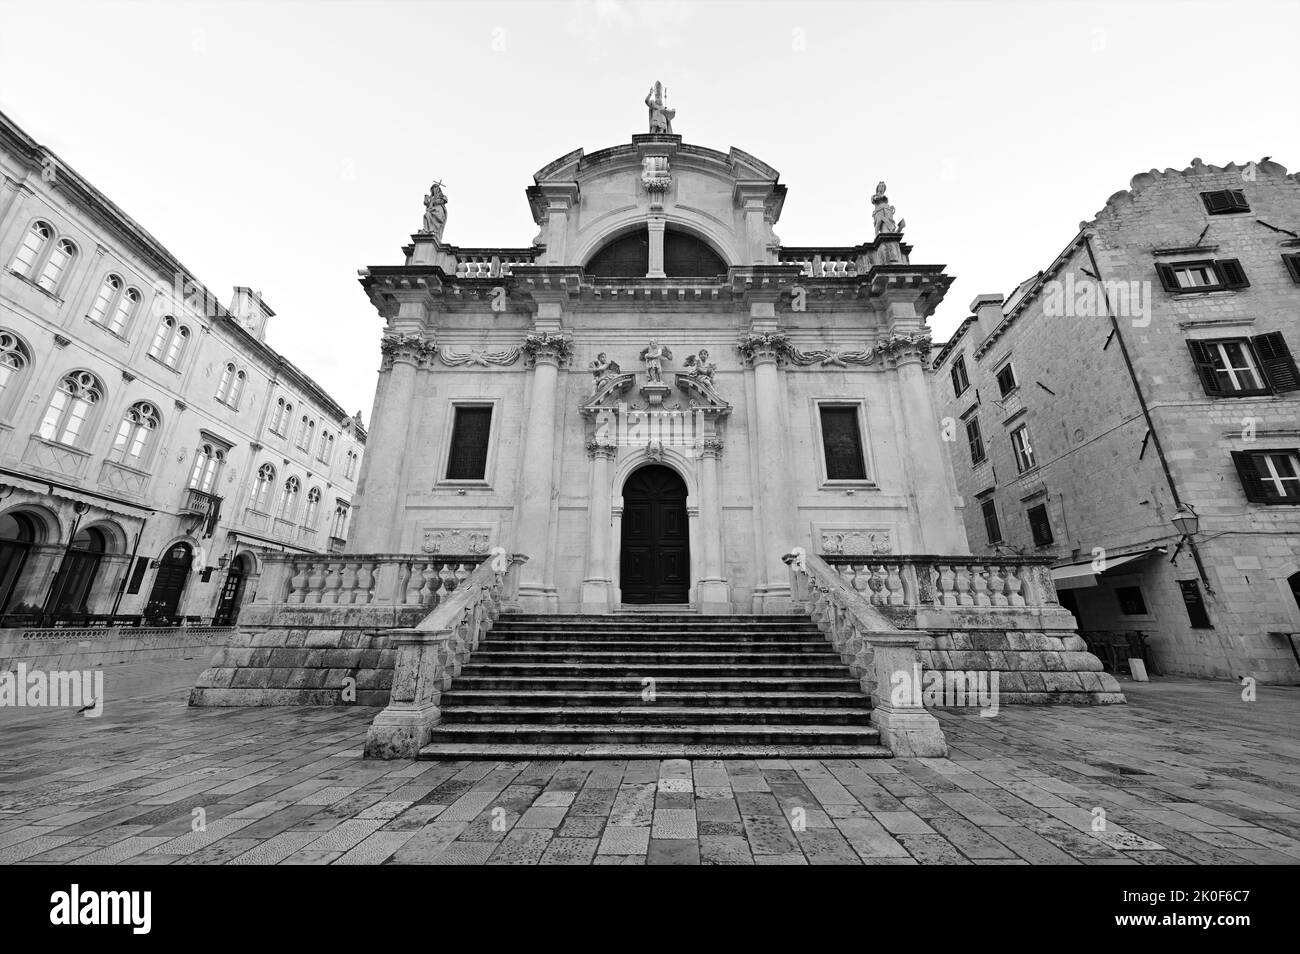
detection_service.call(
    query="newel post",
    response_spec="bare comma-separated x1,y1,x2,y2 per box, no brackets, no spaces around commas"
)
364,627,450,759
864,632,948,757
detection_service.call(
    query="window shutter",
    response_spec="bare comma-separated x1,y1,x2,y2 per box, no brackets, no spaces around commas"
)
1283,254,1300,284
1202,191,1229,214
1216,259,1249,289
1252,332,1300,393
1185,339,1222,395
1155,263,1181,292
1231,451,1268,502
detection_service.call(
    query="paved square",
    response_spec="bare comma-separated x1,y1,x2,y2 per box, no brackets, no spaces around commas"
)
1,659,1297,865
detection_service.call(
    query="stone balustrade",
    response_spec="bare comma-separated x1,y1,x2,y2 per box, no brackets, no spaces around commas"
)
778,247,862,278
253,553,487,608
454,249,539,279
820,554,1059,609
784,549,947,756
366,553,527,758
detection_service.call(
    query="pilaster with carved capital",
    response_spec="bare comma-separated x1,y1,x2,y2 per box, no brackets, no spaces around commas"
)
522,332,574,369
380,332,437,370
737,331,790,368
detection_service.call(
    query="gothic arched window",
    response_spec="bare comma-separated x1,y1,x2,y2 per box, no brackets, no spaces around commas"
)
38,370,103,446
112,400,161,465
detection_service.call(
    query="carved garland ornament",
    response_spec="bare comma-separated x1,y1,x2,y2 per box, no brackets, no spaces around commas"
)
437,345,522,367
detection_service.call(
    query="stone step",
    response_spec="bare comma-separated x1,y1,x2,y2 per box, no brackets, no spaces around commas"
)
479,638,836,652
469,650,843,665
495,620,821,631
440,705,874,725
486,630,829,641
423,722,882,746
453,674,863,692
460,661,854,677
440,689,871,708
418,742,894,760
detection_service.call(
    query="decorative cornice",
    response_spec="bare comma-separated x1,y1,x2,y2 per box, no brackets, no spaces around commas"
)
522,332,574,368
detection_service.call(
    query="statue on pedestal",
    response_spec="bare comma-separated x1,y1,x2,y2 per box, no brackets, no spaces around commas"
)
421,181,448,240
871,180,899,234
640,339,672,383
683,348,716,384
589,352,622,386
645,81,676,134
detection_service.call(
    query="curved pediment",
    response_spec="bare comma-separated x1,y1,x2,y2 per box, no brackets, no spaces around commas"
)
526,134,786,271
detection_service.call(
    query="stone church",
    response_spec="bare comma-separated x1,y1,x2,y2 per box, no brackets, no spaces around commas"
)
350,95,967,615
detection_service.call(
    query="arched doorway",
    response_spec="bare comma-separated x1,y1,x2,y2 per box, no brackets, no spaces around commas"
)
620,465,690,604
0,511,38,615
146,542,193,622
213,553,250,625
49,526,107,616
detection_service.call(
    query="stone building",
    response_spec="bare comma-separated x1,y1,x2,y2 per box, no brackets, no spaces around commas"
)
0,109,365,626
931,158,1300,684
350,127,968,615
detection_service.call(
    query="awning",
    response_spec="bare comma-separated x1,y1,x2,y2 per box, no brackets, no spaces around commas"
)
1050,547,1166,590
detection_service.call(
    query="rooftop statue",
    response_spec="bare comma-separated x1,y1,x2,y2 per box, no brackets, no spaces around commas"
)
645,81,675,134
871,180,900,234
421,181,448,240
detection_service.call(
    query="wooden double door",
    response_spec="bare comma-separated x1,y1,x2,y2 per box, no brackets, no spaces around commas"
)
619,465,690,604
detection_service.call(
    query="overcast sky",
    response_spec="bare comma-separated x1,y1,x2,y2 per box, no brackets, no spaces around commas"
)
2,0,1296,419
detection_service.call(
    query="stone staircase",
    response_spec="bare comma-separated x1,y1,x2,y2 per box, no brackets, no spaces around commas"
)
418,612,890,759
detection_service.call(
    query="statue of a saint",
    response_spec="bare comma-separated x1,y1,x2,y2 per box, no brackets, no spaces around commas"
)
588,352,622,385
871,180,898,234
683,348,716,383
645,81,676,135
422,181,448,240
639,339,672,383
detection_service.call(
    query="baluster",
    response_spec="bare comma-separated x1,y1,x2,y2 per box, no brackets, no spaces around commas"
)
971,563,991,606
885,563,905,605
937,563,958,606
989,564,1009,607
454,562,472,589
353,561,374,604
304,561,325,604
1006,564,1026,606
867,564,886,605
394,561,412,603
419,561,438,605
437,562,456,602
322,561,344,604
287,561,308,604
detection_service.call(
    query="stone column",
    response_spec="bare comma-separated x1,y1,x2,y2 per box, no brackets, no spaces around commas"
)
515,331,569,611
740,317,796,612
348,320,433,552
579,440,617,613
647,216,666,278
882,306,969,555
695,438,731,614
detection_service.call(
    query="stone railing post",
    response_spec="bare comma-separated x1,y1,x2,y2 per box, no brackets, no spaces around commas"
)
862,632,947,757
254,557,293,604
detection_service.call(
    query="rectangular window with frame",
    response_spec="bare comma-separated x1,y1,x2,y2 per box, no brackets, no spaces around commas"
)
1232,449,1300,504
995,363,1018,397
1115,585,1149,616
1284,253,1300,284
1027,503,1053,547
1157,259,1249,293
1186,333,1298,396
1178,579,1212,629
980,497,1002,545
1201,190,1250,215
950,355,969,397
445,405,493,480
1010,424,1037,473
966,416,986,465
818,405,867,481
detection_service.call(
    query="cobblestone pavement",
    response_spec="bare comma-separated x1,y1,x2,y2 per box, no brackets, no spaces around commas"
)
2,660,1298,864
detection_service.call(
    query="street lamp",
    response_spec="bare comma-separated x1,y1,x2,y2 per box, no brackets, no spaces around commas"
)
1171,504,1199,537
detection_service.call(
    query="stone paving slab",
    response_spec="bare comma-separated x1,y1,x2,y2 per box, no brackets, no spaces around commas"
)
1,661,1298,864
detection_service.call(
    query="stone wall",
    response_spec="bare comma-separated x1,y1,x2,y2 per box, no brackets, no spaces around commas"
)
1,626,233,671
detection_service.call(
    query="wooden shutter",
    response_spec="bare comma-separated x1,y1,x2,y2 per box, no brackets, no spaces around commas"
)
1201,190,1249,214
1216,259,1249,288
1185,339,1222,395
1253,332,1300,393
1231,451,1268,502
1155,263,1181,292
1284,253,1300,283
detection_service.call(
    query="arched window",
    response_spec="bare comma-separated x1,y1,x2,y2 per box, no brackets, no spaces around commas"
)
111,287,141,334
189,442,226,493
230,370,245,408
216,363,233,401
250,463,276,511
297,415,314,450
0,331,31,411
38,370,103,446
585,228,727,278
10,221,52,278
148,315,189,369
270,397,291,434
317,430,334,463
37,238,77,294
0,511,40,614
304,487,321,527
331,502,350,540
87,275,121,326
51,526,106,615
345,449,357,479
111,400,160,465
277,475,300,520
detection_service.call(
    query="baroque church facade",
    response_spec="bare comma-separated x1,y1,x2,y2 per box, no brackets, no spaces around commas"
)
350,95,969,614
